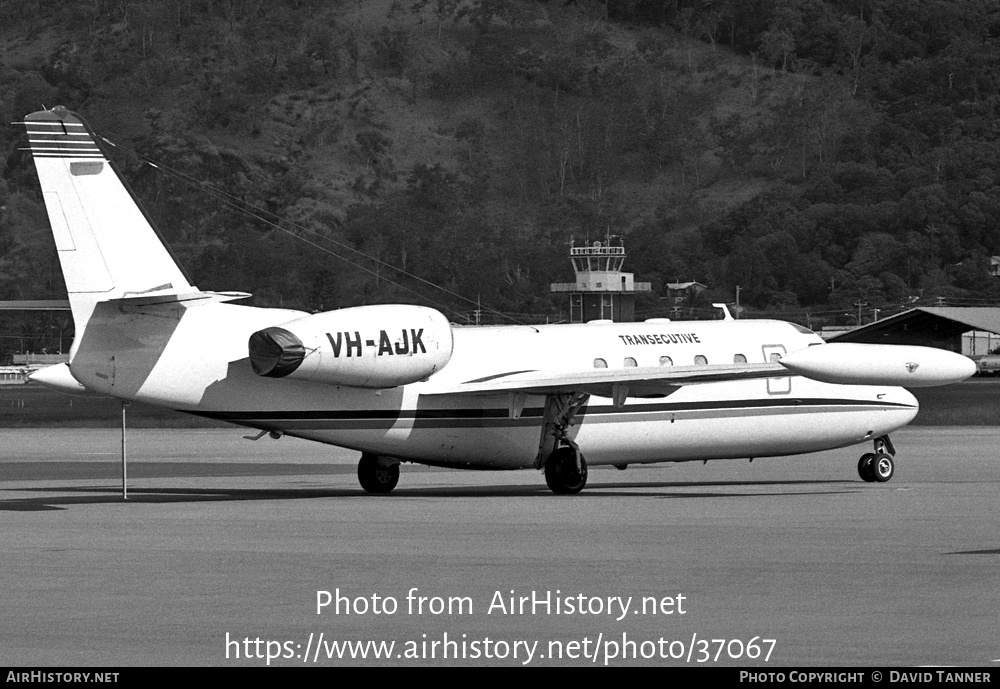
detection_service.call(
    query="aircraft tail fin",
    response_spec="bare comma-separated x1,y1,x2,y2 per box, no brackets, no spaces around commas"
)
21,107,193,332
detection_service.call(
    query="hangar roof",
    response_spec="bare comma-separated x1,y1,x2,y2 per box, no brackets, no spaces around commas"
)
829,307,1000,344
0,300,71,311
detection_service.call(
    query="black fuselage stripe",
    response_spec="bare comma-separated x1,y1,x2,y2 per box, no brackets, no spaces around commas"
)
191,397,915,423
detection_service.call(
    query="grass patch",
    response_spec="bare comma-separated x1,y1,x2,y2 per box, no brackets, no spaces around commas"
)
0,385,224,428
911,379,1000,426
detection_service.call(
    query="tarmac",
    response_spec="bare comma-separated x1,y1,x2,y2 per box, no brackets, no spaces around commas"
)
1,426,998,667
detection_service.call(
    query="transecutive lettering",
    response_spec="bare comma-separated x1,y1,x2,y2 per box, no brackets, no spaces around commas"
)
618,333,701,346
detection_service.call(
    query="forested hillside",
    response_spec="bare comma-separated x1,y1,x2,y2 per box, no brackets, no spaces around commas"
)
3,0,1000,357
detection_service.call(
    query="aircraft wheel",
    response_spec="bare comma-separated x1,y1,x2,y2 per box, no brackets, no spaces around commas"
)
858,453,876,482
872,453,895,483
544,446,588,495
358,452,399,494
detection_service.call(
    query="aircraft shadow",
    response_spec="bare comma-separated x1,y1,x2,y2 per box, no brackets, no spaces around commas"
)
0,485,366,510
0,479,859,510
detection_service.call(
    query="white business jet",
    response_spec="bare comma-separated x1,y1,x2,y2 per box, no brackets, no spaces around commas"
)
21,107,976,494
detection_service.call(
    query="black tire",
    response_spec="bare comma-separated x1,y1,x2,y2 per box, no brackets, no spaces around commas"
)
872,453,895,483
358,452,399,494
544,446,588,494
858,453,876,482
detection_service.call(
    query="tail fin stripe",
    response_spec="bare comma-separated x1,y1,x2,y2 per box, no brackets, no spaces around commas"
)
27,133,92,139
27,145,103,151
27,152,105,159
26,142,103,154
28,146,101,152
23,118,103,157
28,137,98,144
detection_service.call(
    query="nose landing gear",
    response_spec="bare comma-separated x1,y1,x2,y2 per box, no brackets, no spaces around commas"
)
858,435,895,483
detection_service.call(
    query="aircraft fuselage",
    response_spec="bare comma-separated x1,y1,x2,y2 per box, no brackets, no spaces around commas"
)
65,303,918,470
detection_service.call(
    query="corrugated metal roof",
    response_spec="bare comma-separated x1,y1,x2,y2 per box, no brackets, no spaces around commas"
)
917,307,1000,333
830,307,1000,343
0,300,71,311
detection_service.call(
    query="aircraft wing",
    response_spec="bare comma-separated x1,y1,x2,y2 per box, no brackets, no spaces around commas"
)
423,342,976,400
424,362,788,399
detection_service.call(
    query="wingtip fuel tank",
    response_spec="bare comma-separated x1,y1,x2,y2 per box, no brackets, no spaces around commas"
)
779,343,977,388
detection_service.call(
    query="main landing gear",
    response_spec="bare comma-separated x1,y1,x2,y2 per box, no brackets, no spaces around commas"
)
857,435,896,483
536,392,592,495
358,452,400,494
544,444,588,495
357,388,596,495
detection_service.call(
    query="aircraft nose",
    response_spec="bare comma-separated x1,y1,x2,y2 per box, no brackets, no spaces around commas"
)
873,386,920,429
897,387,919,420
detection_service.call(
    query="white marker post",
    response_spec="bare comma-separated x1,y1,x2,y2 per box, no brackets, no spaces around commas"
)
121,400,129,501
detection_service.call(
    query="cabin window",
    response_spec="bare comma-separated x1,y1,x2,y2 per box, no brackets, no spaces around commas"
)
769,352,782,362
624,357,637,367
593,358,607,368
734,354,747,364
694,355,708,366
658,356,673,366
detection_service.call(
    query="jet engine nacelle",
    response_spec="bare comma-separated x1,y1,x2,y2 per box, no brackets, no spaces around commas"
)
248,304,453,388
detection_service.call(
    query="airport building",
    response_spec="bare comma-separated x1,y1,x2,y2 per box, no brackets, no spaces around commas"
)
549,236,651,322
829,306,1000,374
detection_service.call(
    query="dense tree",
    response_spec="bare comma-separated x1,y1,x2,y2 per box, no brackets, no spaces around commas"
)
4,0,1000,352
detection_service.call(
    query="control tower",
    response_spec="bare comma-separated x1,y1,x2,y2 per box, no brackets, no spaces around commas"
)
550,236,652,322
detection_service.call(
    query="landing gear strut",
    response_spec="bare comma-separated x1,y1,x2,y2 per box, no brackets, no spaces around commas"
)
536,392,591,494
858,436,895,483
358,452,399,494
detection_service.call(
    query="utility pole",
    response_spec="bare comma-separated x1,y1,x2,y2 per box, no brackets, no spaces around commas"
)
854,300,867,326
121,401,129,501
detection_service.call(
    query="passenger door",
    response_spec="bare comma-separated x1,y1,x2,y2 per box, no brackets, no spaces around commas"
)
762,344,790,394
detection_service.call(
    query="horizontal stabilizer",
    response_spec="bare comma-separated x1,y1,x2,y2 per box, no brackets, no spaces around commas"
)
28,363,106,397
109,290,252,309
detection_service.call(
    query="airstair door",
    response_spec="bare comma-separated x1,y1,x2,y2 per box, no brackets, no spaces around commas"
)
762,345,790,395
